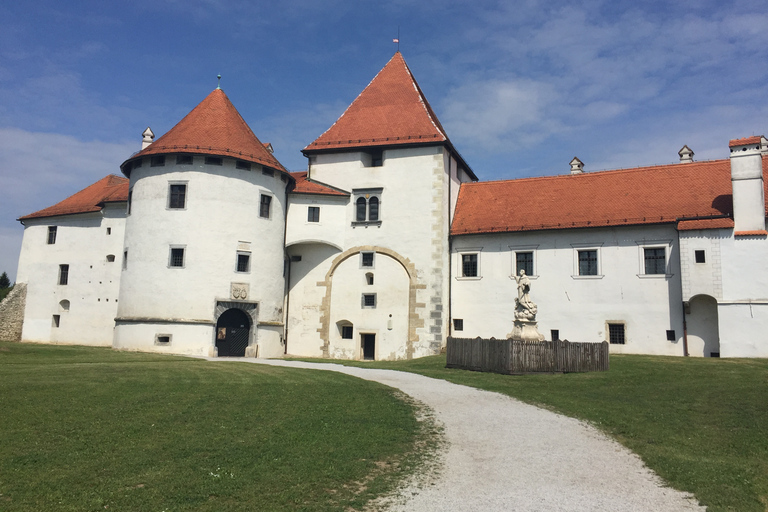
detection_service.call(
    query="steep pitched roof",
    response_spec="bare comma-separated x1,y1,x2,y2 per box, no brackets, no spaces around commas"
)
19,175,129,221
289,172,349,196
122,88,287,174
451,157,768,236
304,52,448,151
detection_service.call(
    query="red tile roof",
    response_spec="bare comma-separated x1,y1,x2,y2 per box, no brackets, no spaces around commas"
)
451,157,768,236
122,88,287,175
677,218,734,231
290,172,349,196
304,52,448,151
19,175,129,221
729,136,763,147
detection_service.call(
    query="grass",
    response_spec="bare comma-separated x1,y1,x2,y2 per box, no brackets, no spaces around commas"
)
0,342,435,512
290,354,768,512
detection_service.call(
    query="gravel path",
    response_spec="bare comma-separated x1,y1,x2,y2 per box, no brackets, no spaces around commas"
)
207,357,704,511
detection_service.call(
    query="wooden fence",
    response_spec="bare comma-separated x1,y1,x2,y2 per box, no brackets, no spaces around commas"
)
446,337,609,374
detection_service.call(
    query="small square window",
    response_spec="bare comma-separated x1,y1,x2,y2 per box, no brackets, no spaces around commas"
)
262,168,274,177
260,195,272,218
47,226,57,245
236,253,250,273
168,184,187,209
342,325,353,339
453,319,464,331
106,227,112,235
462,253,478,277
551,329,560,341
362,293,376,308
236,160,251,170
176,155,193,165
516,251,533,276
52,315,60,328
106,254,115,262
169,247,185,268
578,250,598,276
58,264,69,285
155,334,171,345
644,248,666,274
150,155,165,167
361,252,374,267
308,206,320,223
666,330,676,341
290,255,302,262
205,156,223,166
695,250,706,264
608,323,625,344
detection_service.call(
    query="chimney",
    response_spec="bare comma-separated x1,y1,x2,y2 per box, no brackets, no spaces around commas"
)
729,136,766,233
678,145,694,163
570,157,584,174
142,127,155,150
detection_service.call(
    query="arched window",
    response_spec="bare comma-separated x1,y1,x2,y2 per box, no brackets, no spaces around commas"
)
356,197,367,221
368,196,379,221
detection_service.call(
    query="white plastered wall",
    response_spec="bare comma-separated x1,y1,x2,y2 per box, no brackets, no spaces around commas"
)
16,204,126,345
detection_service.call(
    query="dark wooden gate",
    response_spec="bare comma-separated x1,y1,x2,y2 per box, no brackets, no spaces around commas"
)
362,334,375,360
216,308,251,357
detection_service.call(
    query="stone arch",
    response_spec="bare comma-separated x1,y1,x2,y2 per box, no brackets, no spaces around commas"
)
316,246,426,359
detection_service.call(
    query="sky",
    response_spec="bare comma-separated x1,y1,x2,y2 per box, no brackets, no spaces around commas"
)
1,0,767,282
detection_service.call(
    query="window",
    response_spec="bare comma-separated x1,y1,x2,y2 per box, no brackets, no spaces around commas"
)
551,329,560,341
127,190,133,214
453,319,464,331
168,183,187,209
578,250,598,276
342,325,353,339
236,252,250,273
260,194,272,218
516,252,533,276
106,227,111,235
59,300,70,311
133,159,142,169
205,156,223,166
608,323,625,344
123,250,128,270
169,247,185,268
352,189,383,226
362,293,377,308
150,155,165,167
57,264,69,285
176,155,193,165
52,315,61,328
644,248,666,275
666,330,676,341
155,334,171,345
106,254,115,262
262,168,274,177
462,253,478,277
695,250,706,263
236,160,251,170
308,206,320,223
361,252,374,268
370,150,383,167
365,272,374,285
47,226,57,245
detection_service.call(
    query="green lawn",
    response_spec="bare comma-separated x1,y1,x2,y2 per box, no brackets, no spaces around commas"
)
0,342,433,512
291,354,768,512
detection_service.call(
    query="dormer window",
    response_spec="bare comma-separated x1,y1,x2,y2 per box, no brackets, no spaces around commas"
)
176,155,193,165
205,156,223,166
364,150,384,167
151,156,165,167
236,160,251,170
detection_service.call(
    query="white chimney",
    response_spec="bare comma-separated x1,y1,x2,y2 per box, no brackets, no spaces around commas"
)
730,136,766,233
570,157,584,174
761,136,768,156
142,127,155,150
678,145,694,163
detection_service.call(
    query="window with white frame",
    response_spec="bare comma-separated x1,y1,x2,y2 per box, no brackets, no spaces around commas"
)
168,183,187,209
308,206,320,222
572,243,602,278
644,247,666,274
362,293,377,308
259,194,272,218
462,253,478,277
516,251,533,276
236,252,251,273
361,252,374,268
169,246,185,268
352,188,382,226
578,250,598,275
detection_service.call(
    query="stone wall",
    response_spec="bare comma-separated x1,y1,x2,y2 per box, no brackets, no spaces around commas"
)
0,283,26,342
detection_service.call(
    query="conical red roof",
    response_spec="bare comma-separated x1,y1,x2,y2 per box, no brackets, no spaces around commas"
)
123,88,286,173
304,52,449,152
19,175,129,221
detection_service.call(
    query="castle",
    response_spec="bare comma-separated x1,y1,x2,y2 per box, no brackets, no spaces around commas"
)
7,52,768,359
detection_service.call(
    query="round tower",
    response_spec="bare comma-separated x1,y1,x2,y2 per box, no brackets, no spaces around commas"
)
114,88,293,357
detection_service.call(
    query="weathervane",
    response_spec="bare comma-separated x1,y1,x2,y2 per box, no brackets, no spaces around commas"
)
393,27,400,51
217,74,222,90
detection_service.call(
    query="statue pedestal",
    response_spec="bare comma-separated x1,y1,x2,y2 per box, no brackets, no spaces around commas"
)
511,320,545,342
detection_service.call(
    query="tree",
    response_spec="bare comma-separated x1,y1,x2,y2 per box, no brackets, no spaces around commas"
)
0,272,10,289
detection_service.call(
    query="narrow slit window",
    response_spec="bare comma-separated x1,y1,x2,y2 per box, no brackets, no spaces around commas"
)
47,226,57,245
52,315,61,328
259,195,272,218
58,264,69,285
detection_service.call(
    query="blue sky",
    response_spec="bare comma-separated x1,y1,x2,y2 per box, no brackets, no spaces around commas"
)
1,0,767,281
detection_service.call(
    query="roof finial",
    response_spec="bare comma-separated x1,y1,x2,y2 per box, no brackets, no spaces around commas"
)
216,74,222,90
393,26,400,52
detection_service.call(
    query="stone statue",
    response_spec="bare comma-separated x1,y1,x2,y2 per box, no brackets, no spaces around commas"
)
510,269,545,341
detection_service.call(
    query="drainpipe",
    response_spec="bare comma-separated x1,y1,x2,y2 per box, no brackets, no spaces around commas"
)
676,228,689,356
282,178,292,355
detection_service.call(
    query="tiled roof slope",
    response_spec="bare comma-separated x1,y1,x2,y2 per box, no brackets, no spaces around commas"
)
304,52,448,151
122,88,287,174
729,136,762,147
451,157,768,235
290,172,349,196
19,175,129,221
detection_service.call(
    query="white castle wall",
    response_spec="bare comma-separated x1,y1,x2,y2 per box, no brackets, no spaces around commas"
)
451,224,686,356
114,156,288,357
16,205,126,345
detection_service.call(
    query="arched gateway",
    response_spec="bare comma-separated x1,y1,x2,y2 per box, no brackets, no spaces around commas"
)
216,308,251,357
